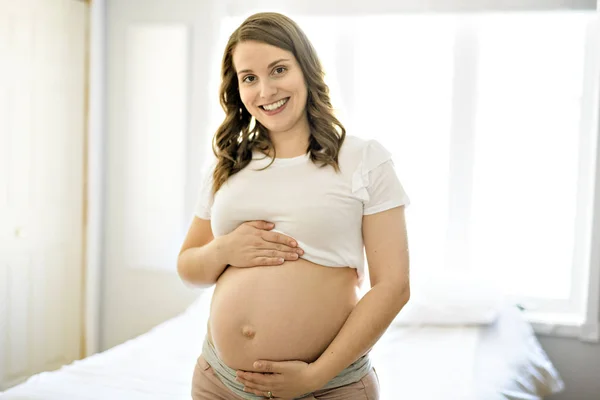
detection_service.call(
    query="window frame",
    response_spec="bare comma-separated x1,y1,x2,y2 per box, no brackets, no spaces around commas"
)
221,9,600,340
225,0,597,15
448,13,600,341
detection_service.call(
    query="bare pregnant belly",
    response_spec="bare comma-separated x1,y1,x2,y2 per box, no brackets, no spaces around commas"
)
208,259,359,372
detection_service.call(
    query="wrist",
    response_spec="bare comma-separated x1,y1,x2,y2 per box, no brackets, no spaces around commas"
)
212,235,230,267
307,361,331,391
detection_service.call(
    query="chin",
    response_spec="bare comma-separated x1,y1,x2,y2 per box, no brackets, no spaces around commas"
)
259,122,292,134
270,126,295,135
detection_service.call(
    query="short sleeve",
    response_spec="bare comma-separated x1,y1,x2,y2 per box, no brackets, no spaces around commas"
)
351,140,411,215
193,159,217,220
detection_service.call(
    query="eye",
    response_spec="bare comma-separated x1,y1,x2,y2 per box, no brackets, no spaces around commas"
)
242,75,256,84
273,66,287,75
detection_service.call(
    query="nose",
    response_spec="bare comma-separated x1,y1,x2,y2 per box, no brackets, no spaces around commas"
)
259,79,277,99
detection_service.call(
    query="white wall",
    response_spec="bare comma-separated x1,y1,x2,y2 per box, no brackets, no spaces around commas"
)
93,2,600,399
86,0,106,358
99,0,218,350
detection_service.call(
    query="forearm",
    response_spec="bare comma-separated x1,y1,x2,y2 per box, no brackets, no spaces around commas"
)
311,282,409,387
177,236,229,285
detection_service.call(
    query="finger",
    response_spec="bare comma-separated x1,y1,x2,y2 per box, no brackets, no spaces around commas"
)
245,220,275,230
236,371,277,387
243,386,274,398
254,361,282,374
258,250,299,261
262,231,297,248
253,256,285,266
261,242,295,252
238,378,271,393
261,244,304,257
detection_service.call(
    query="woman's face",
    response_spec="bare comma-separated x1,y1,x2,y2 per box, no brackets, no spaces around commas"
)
232,40,308,136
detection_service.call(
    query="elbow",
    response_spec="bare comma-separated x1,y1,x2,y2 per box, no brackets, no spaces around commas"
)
374,275,410,312
176,254,191,283
394,282,410,312
177,251,216,287
375,281,410,315
176,251,198,284
400,284,410,306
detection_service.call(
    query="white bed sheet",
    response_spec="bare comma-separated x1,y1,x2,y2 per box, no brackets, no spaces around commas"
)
372,306,564,400
1,295,564,400
473,306,565,400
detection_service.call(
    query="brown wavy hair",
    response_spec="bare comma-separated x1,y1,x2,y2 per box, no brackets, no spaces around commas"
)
211,12,346,195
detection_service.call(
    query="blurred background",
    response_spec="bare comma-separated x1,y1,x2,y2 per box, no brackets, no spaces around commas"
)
0,1,599,399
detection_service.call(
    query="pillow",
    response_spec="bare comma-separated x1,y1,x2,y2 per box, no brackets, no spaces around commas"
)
392,270,506,327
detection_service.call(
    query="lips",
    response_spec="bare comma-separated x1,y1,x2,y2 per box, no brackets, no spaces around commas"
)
260,97,289,111
259,97,290,116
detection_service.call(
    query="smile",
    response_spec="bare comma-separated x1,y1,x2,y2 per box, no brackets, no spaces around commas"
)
260,97,289,112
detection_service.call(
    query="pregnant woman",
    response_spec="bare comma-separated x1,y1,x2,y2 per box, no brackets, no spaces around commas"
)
177,12,411,400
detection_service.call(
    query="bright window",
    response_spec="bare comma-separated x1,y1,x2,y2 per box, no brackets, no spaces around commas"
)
212,11,599,326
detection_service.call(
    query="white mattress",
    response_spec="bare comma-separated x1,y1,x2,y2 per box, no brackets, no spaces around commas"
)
372,306,564,400
1,294,564,400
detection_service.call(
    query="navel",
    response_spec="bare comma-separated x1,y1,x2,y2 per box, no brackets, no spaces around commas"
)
241,325,256,339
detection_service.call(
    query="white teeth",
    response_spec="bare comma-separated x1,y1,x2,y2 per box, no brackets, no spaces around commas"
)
262,98,288,111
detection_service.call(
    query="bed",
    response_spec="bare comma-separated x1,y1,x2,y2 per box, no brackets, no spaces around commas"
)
0,289,564,400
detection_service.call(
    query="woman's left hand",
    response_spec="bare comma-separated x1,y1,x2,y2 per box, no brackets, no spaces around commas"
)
236,360,321,399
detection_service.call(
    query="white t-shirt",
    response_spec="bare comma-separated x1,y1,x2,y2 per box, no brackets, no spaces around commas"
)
194,135,410,282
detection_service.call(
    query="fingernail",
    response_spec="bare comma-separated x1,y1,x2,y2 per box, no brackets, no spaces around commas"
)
279,258,285,263
268,223,275,228
290,241,297,247
254,362,262,368
291,253,298,259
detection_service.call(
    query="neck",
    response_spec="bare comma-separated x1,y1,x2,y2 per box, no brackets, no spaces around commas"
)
267,115,311,158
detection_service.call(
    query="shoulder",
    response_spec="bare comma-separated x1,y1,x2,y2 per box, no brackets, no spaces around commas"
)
197,154,219,196
338,134,365,164
339,134,391,170
201,155,218,180
339,134,366,155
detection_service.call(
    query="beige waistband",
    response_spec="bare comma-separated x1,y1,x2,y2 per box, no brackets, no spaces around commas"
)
201,337,372,400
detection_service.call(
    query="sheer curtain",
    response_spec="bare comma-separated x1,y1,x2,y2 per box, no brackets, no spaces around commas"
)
206,7,600,338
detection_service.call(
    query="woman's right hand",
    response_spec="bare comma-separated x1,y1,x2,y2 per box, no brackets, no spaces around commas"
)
222,221,304,268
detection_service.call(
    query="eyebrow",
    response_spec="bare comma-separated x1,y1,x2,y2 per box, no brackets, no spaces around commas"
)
237,58,290,75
